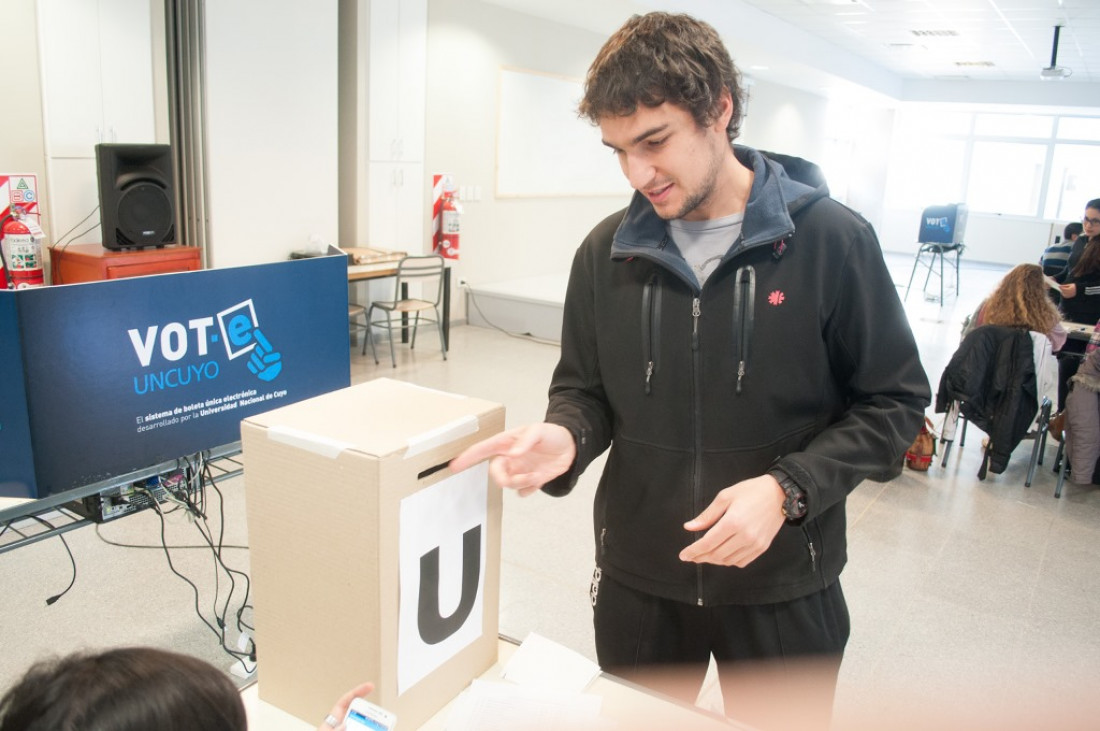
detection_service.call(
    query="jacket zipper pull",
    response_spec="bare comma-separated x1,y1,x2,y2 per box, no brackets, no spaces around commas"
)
736,361,745,394
645,361,654,394
692,298,701,350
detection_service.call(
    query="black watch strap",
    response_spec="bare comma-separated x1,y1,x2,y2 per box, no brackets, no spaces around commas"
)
770,469,807,521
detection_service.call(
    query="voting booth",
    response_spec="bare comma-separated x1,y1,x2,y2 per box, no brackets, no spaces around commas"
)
241,378,505,728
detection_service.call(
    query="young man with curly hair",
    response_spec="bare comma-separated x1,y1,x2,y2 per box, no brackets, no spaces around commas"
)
453,12,930,727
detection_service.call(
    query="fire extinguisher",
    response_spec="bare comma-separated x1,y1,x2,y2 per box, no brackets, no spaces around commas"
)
438,183,461,260
0,206,45,289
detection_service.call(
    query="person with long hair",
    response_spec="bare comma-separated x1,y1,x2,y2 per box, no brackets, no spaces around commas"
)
964,263,1066,352
0,646,373,731
1058,200,1100,325
1057,199,1100,285
1052,199,1100,412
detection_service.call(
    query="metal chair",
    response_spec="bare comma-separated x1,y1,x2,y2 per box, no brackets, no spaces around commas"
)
904,203,968,304
365,254,448,367
937,328,1057,485
348,302,369,355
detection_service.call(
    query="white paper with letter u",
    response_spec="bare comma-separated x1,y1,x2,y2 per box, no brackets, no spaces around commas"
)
397,463,488,694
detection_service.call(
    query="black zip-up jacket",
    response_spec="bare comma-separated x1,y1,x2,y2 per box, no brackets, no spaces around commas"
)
542,146,931,606
935,325,1037,475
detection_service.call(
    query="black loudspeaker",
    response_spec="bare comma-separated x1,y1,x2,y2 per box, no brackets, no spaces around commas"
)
95,143,177,250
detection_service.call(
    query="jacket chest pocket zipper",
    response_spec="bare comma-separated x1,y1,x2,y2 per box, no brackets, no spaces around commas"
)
642,276,661,394
692,298,701,351
731,266,756,394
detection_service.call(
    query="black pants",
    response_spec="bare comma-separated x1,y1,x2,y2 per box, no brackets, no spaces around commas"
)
1057,338,1088,411
591,569,849,730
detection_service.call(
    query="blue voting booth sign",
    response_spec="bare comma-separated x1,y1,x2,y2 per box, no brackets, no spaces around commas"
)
0,254,350,499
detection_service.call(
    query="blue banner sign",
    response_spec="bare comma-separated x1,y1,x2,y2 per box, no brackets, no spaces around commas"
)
0,254,350,499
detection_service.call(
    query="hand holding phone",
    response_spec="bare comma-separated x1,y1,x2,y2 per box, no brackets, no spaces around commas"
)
344,698,397,731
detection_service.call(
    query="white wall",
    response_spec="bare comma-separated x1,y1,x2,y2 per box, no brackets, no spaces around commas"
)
0,4,46,195
423,0,901,309
740,82,829,165
425,0,632,295
204,0,339,268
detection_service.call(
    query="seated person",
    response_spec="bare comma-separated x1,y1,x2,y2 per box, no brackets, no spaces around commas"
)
1059,241,1100,327
1056,199,1100,286
1064,347,1100,485
962,263,1066,353
0,646,373,731
1054,200,1100,409
1041,221,1083,277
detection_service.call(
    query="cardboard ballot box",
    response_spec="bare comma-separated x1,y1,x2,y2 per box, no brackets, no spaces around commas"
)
241,378,505,728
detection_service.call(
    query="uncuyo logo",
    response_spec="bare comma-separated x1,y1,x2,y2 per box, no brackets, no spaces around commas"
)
128,298,283,396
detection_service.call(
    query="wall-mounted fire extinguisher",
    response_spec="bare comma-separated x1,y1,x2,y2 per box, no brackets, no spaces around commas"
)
0,205,46,289
438,181,461,260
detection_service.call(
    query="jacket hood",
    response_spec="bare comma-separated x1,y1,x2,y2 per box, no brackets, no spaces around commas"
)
610,146,830,266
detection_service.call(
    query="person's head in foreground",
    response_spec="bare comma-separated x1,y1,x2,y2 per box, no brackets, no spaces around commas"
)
0,647,246,731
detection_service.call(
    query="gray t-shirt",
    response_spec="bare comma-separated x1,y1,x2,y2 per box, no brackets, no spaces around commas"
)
668,212,744,287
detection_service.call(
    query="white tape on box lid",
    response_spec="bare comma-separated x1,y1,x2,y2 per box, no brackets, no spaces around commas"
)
266,425,355,459
405,415,479,458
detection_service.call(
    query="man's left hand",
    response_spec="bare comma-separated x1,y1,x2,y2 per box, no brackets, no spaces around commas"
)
678,475,786,567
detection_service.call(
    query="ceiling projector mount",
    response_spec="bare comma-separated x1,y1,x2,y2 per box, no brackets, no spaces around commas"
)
1040,24,1072,80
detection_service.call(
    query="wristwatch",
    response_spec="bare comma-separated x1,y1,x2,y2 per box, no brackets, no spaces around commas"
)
769,469,807,521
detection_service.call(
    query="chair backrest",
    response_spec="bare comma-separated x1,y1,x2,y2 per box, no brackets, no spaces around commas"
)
918,203,968,246
392,254,445,306
1029,330,1058,413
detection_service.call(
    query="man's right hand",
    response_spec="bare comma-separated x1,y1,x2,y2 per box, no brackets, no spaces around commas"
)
449,422,576,497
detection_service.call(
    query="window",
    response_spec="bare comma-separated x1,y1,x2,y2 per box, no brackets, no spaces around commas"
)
1044,144,1100,220
886,137,966,208
965,142,1046,215
973,114,1053,138
1057,117,1100,142
887,109,1100,219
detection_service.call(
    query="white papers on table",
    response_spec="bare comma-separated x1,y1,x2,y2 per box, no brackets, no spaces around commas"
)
501,632,601,692
444,633,604,730
445,680,604,731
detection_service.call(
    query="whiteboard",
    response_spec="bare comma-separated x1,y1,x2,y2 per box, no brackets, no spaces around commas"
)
496,68,631,198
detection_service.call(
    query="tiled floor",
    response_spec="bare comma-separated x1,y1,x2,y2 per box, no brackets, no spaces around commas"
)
4,253,1100,728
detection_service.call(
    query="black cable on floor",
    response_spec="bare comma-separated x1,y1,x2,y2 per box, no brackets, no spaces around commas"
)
26,515,77,606
140,488,255,671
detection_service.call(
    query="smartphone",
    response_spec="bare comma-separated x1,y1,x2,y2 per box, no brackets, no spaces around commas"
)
343,698,397,731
